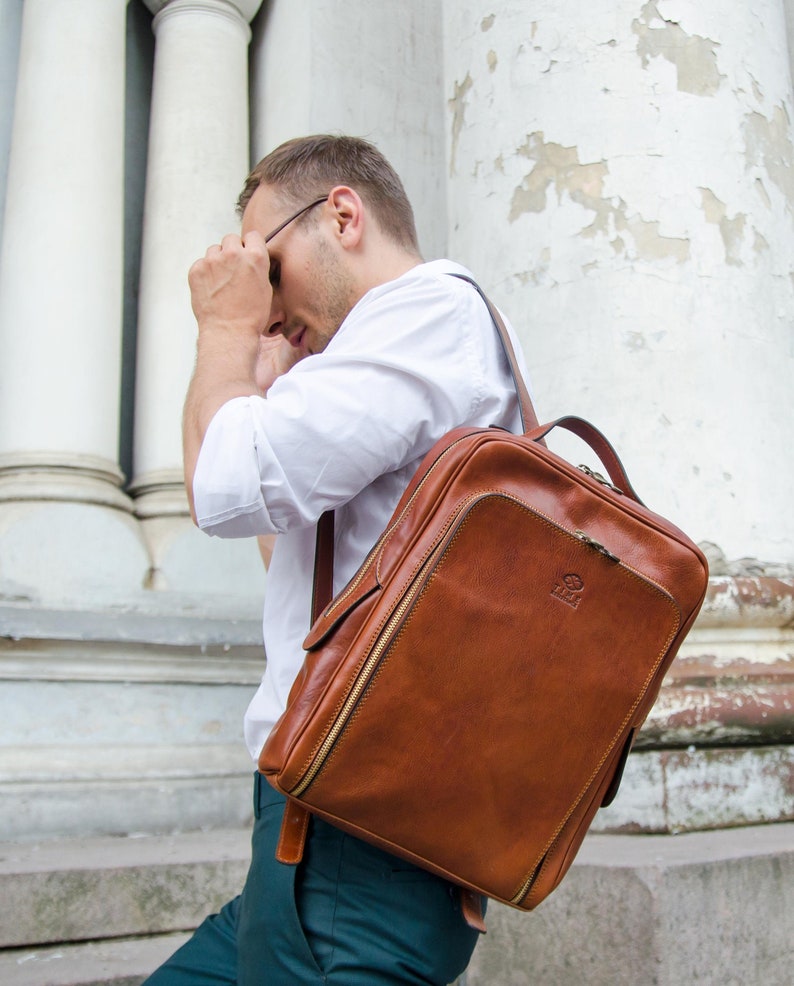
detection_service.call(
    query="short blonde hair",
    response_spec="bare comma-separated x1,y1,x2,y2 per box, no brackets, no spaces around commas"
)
237,135,420,254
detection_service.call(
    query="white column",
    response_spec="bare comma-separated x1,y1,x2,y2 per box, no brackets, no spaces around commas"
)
0,0,129,510
0,0,149,607
444,0,794,567
133,0,265,593
133,0,262,518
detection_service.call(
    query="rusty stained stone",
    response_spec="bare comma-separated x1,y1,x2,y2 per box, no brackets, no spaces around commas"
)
639,650,793,748
664,653,794,685
639,681,794,748
632,575,794,748
605,745,794,832
694,576,794,628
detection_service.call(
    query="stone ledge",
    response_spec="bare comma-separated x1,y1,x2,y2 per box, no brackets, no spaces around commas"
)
1,824,791,984
0,828,250,948
0,932,190,986
467,822,794,986
0,601,264,648
0,776,254,842
1,933,464,986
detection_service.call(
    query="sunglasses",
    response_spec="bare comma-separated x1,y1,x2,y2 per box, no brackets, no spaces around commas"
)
264,196,329,244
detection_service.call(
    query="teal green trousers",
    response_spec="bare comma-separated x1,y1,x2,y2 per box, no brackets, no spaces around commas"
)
143,775,481,985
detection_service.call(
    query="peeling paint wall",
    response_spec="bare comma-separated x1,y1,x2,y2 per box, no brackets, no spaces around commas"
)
443,0,794,564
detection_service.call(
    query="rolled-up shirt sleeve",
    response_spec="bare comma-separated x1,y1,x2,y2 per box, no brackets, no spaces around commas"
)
193,397,285,537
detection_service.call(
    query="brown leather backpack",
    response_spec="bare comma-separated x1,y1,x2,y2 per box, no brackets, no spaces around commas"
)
259,280,709,929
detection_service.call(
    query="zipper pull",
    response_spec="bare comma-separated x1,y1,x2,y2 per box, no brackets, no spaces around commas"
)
578,464,623,495
575,529,621,563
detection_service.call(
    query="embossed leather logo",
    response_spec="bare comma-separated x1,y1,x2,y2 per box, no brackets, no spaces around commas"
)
552,573,584,609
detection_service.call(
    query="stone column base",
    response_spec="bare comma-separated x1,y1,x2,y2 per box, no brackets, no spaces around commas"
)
0,500,149,608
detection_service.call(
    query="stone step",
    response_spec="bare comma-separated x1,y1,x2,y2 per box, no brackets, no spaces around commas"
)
0,826,470,986
0,932,190,986
0,935,466,986
0,828,250,949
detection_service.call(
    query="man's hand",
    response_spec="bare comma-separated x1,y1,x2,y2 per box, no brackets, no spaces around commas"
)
188,231,272,341
183,231,291,522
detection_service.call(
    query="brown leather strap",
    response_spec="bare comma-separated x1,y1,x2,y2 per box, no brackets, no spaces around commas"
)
459,888,487,934
527,416,645,505
450,274,540,434
275,796,312,865
276,509,334,867
312,510,335,621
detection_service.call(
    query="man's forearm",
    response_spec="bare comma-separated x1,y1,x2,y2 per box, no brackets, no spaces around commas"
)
182,330,261,521
183,229,293,524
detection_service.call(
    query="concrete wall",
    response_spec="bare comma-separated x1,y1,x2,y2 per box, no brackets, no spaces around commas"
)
0,5,791,982
0,0,788,847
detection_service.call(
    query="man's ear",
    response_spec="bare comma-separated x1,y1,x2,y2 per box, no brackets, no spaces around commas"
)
327,186,364,248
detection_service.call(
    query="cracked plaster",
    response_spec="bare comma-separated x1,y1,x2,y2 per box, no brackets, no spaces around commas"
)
447,71,473,176
632,0,723,96
743,104,794,213
509,132,690,264
445,1,794,264
699,188,748,266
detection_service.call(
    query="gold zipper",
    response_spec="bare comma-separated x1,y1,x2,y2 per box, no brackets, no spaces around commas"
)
293,487,491,797
291,567,430,796
512,851,549,905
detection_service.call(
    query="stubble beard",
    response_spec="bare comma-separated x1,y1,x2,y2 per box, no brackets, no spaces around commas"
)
305,237,358,355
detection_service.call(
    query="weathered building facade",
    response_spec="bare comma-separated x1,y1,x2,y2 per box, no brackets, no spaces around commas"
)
0,1,792,983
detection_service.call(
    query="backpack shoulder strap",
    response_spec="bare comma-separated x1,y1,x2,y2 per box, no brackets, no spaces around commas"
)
448,273,539,433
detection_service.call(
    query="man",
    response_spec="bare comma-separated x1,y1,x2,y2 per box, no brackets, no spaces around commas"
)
146,135,528,985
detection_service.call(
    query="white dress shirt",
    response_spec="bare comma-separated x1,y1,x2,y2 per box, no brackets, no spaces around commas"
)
193,259,531,760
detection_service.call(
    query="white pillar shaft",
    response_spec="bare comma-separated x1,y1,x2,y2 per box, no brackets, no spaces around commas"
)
132,0,255,511
0,0,127,465
444,0,794,564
